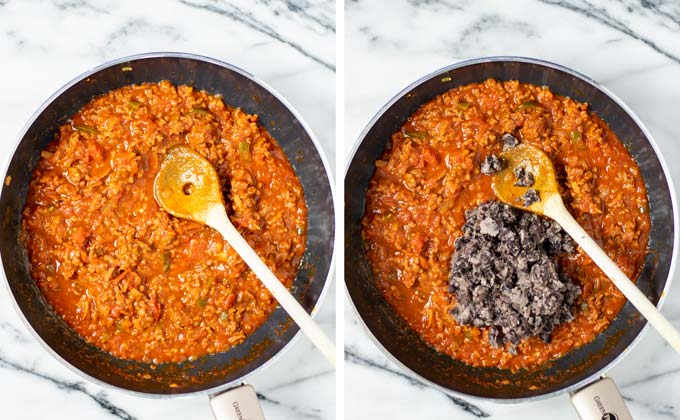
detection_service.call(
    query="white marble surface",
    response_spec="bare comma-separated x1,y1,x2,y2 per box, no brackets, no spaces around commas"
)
0,1,335,419
345,0,680,419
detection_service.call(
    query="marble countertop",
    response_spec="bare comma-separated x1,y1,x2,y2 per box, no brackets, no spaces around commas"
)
0,1,335,419
345,0,680,419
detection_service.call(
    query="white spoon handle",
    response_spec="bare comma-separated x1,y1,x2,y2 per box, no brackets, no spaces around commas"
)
206,205,336,366
544,195,680,352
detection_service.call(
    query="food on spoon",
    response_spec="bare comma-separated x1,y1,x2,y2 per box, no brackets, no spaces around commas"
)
502,133,519,149
480,154,504,175
521,189,541,207
513,166,535,187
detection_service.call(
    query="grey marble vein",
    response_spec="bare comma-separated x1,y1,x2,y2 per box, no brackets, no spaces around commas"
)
178,0,335,71
537,0,680,64
346,0,464,12
257,0,335,33
0,354,136,420
345,348,490,418
623,395,678,419
619,366,680,389
104,18,183,48
452,14,537,52
356,25,403,48
637,0,680,28
264,368,334,392
4,29,29,50
285,1,334,33
52,0,109,14
257,392,323,419
0,322,30,344
405,0,465,12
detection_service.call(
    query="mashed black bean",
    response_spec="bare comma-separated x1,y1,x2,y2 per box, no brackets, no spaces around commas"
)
521,189,540,207
448,201,580,349
513,166,535,187
480,154,503,175
502,133,519,149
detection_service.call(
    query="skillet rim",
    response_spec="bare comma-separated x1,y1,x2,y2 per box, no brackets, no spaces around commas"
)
0,51,337,398
343,55,679,403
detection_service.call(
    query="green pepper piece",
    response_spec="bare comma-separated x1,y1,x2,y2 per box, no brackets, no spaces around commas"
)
73,124,99,135
457,101,471,111
162,251,171,273
190,107,212,116
238,141,251,162
403,131,429,139
516,100,541,111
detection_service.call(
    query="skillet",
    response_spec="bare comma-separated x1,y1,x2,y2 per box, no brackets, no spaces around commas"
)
344,56,677,417
0,52,335,418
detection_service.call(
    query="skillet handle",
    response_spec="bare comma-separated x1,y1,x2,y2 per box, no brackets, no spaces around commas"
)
570,377,633,420
209,384,266,420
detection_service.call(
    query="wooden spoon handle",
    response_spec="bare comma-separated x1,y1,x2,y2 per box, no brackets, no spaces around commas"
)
206,205,336,366
544,195,680,353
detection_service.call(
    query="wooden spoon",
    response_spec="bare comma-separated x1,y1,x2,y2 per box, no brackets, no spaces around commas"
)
153,145,336,366
492,142,680,352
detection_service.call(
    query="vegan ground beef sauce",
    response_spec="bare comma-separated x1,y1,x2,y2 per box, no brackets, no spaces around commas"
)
22,81,307,363
361,79,650,371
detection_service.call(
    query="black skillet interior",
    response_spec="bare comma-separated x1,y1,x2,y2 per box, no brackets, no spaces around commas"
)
345,59,674,399
0,54,334,395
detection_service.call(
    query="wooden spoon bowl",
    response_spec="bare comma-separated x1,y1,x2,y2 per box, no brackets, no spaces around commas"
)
492,142,680,353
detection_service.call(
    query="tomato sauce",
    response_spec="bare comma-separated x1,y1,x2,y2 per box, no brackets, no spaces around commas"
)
362,79,650,370
23,81,307,363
